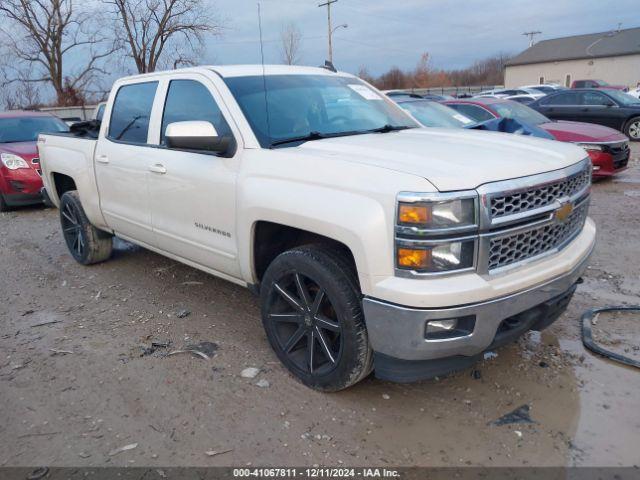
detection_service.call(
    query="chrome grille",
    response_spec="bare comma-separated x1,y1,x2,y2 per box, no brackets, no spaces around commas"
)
490,167,591,219
488,201,589,271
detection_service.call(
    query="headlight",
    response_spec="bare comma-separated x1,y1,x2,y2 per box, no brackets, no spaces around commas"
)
397,239,476,273
576,144,603,152
396,191,478,275
1,153,30,170
397,192,477,232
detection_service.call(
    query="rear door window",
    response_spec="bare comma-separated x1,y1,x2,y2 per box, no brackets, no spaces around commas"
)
160,79,232,147
108,82,158,144
542,92,580,106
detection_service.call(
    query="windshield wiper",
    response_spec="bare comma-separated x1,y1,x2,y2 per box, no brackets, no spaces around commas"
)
270,131,328,147
270,125,414,148
363,124,414,134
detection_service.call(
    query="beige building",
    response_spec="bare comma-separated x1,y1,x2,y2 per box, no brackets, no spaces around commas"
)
505,27,640,88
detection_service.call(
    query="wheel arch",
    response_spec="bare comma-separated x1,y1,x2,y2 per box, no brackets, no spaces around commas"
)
252,221,359,287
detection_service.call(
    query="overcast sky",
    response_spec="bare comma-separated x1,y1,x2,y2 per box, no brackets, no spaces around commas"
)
202,0,639,75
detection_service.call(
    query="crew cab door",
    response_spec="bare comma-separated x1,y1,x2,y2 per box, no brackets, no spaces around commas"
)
94,81,160,246
147,74,241,278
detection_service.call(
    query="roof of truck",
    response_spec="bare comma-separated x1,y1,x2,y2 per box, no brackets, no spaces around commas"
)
115,65,352,84
209,64,351,78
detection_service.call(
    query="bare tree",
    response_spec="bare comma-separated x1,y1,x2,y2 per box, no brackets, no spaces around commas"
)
0,0,119,106
280,22,302,65
1,75,42,110
105,0,222,74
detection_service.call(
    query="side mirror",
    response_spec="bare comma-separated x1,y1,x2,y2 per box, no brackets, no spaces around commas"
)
165,121,232,153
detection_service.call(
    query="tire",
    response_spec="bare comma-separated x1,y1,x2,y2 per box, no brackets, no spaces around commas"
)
59,191,113,265
0,194,10,212
260,245,373,392
625,116,640,141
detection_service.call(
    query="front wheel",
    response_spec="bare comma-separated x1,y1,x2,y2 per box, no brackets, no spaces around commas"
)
260,245,373,391
625,116,640,141
60,191,113,265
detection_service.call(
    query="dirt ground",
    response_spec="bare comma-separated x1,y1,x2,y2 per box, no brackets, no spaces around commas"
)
1,144,639,468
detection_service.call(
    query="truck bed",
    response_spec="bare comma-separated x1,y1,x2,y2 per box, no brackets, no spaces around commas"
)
38,129,99,209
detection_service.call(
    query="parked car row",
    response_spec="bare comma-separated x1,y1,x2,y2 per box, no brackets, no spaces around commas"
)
386,83,637,178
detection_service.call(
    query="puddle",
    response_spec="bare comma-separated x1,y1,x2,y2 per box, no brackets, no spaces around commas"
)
560,336,640,466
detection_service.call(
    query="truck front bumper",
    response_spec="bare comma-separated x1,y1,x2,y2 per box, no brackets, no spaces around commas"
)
363,245,592,382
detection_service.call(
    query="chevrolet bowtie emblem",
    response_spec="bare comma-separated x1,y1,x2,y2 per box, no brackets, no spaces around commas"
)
555,203,574,222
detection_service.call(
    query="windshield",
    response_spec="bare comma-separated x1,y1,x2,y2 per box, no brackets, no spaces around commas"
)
399,100,474,128
491,101,550,125
0,116,68,143
605,90,640,106
224,74,418,148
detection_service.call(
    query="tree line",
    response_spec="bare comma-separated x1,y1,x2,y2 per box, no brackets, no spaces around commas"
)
359,52,511,90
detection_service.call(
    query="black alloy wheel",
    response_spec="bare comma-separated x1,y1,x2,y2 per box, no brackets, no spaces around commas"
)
260,245,373,391
266,271,343,376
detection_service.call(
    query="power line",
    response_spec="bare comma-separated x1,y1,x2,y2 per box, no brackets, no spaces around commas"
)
523,30,542,47
318,0,338,62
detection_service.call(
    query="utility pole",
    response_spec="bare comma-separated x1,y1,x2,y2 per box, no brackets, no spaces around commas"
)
318,0,338,62
523,30,542,47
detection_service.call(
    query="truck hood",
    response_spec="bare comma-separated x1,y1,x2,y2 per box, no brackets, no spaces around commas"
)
297,128,586,191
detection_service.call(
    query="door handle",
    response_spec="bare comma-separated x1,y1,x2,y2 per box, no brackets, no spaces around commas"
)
148,164,167,174
96,155,109,164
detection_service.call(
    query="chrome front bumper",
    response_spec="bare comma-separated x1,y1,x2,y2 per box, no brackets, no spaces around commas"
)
362,245,593,362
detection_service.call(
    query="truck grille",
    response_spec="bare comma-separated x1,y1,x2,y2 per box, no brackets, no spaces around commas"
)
488,201,589,270
490,167,591,219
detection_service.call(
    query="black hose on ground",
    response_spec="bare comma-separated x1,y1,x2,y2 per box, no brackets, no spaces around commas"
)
581,306,640,369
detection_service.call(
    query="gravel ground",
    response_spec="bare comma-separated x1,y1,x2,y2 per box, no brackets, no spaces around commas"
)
1,143,639,468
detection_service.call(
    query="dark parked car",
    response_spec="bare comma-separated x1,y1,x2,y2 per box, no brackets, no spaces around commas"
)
444,97,630,177
385,91,453,101
529,88,640,141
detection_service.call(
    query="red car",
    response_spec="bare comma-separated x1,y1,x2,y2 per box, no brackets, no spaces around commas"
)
443,97,630,178
571,79,628,91
0,111,68,211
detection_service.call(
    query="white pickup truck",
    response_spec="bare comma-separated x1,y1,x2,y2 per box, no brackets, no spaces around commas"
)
38,65,595,391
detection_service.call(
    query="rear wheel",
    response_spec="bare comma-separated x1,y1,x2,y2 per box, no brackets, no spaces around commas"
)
260,245,373,391
625,116,640,141
60,191,113,265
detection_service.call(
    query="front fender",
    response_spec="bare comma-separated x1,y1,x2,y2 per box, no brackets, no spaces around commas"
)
238,177,393,295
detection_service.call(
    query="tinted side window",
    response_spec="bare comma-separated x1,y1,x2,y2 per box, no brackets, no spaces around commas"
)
161,79,232,147
108,82,158,144
544,92,580,105
448,104,495,122
580,91,611,106
573,81,586,88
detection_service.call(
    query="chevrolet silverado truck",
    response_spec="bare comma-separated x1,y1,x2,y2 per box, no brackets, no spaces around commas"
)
38,65,596,391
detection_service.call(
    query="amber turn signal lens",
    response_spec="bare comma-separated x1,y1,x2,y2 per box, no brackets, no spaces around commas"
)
397,248,431,269
398,204,431,224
